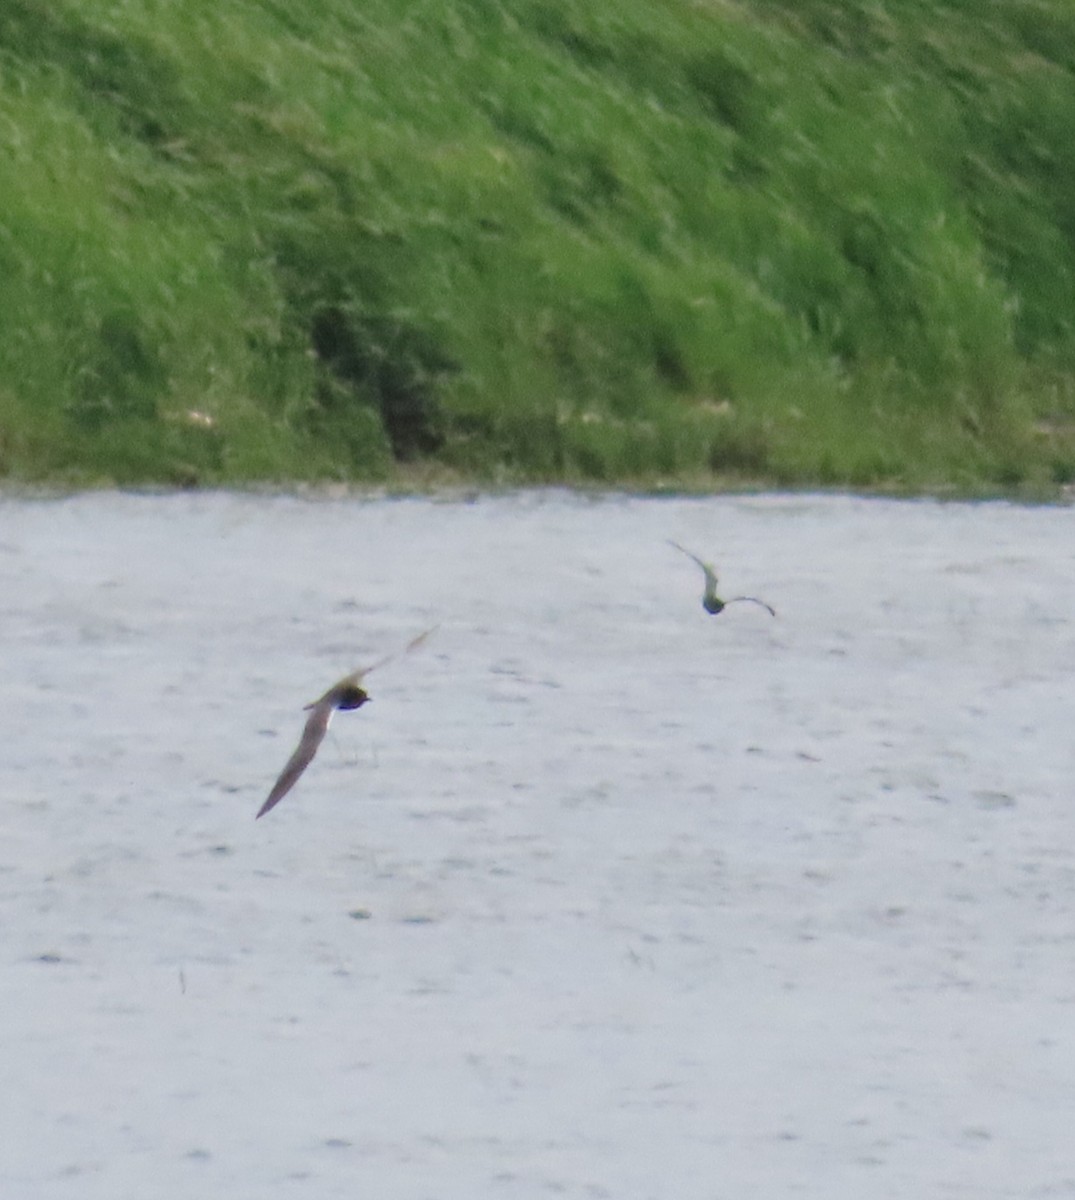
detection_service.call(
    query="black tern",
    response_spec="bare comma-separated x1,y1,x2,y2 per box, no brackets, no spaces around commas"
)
256,627,436,819
667,540,776,617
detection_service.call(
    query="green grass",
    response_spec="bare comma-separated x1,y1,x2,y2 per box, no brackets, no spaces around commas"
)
1,0,1074,493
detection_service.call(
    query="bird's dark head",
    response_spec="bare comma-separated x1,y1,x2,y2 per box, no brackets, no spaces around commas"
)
337,685,370,711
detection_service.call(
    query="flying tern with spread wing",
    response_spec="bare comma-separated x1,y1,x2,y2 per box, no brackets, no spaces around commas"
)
667,540,775,617
256,627,436,819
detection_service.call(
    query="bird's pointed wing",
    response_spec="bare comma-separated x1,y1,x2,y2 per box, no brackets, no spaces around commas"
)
727,596,777,617
256,698,335,819
349,624,439,682
667,539,719,595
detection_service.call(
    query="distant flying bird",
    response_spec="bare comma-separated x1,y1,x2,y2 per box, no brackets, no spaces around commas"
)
256,627,436,819
667,540,776,617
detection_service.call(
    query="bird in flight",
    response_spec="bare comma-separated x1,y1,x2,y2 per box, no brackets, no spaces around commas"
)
256,627,436,819
667,540,776,617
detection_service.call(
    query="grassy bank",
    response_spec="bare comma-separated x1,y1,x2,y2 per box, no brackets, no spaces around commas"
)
1,0,1074,494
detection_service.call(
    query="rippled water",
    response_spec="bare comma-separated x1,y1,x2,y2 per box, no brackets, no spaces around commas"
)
2,490,1073,1198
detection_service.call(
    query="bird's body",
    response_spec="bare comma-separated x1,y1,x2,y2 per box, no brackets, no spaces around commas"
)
256,675,369,819
256,627,435,820
667,540,775,617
